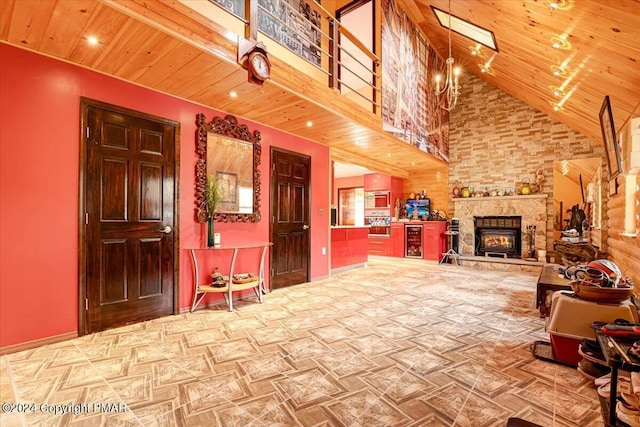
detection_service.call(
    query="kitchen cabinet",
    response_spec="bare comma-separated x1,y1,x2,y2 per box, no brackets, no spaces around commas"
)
363,173,403,212
423,221,447,261
331,227,369,269
364,173,392,191
390,223,405,257
368,236,391,256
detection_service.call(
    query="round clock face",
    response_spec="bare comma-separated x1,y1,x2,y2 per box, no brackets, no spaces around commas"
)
249,52,270,80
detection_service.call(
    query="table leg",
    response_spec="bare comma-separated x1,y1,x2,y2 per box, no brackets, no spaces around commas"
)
227,248,239,312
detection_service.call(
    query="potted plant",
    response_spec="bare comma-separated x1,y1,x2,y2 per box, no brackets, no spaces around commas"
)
205,174,220,247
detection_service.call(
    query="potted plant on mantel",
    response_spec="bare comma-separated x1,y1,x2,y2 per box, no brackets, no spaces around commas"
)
205,175,220,247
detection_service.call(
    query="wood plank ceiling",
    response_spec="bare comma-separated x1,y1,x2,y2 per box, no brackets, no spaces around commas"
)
403,0,640,143
1,0,639,179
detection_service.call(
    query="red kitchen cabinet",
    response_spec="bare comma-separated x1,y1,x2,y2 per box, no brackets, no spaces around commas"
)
364,173,392,191
331,227,369,269
368,236,391,256
390,222,405,257
423,221,447,261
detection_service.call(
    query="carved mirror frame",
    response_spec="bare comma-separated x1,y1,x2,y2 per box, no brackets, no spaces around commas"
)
195,113,262,223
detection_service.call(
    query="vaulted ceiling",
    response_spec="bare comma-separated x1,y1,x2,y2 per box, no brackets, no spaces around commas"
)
1,0,638,178
403,0,640,146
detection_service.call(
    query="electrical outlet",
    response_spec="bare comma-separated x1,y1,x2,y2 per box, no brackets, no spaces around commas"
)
321,247,326,256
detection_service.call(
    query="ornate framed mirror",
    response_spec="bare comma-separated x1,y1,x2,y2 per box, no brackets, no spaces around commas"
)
195,113,261,223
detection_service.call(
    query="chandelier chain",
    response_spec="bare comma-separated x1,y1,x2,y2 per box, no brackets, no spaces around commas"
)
434,0,460,111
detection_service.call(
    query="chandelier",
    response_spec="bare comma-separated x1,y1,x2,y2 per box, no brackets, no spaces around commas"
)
434,0,461,111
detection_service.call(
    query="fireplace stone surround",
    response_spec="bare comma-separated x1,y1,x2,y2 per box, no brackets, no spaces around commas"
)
453,195,547,260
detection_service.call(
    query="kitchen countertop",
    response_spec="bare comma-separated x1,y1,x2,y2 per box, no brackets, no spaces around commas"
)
331,225,370,229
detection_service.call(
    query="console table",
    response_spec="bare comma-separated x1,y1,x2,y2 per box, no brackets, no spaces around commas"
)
188,242,272,312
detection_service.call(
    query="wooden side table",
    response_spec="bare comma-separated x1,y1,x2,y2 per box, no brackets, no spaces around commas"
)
188,242,272,312
536,263,572,317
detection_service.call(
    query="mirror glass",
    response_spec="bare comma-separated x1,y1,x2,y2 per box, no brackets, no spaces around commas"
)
195,114,261,223
206,135,254,213
552,157,601,239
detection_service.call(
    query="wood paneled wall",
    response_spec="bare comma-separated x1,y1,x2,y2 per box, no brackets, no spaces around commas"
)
606,175,640,291
402,167,449,217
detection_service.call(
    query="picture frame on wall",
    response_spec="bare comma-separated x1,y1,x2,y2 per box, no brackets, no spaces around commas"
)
599,95,621,181
216,171,238,204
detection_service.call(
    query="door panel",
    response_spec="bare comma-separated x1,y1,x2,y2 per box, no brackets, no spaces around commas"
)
83,101,177,334
271,148,310,289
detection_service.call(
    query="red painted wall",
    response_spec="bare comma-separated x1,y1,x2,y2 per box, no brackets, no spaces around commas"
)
0,44,329,348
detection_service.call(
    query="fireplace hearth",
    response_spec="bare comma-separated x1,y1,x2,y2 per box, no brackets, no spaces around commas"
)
474,216,522,258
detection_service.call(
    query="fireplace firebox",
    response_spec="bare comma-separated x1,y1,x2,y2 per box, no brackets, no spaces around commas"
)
474,216,522,258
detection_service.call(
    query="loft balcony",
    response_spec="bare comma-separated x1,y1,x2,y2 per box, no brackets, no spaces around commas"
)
0,0,447,178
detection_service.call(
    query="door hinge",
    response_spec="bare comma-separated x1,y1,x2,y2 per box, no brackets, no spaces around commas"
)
85,212,89,225
85,298,88,310
271,268,274,277
86,126,90,140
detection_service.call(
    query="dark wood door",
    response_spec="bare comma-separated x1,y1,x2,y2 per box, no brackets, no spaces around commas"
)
82,101,177,334
271,148,310,289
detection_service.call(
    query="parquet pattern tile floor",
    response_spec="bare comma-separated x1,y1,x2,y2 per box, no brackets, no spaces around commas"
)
0,258,604,426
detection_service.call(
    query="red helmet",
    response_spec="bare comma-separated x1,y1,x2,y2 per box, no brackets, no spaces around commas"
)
587,259,622,285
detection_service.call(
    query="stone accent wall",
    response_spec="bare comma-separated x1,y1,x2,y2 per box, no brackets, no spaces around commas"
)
453,195,547,258
448,74,605,251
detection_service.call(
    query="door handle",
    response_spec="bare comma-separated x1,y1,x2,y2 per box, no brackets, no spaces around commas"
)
302,225,309,230
159,225,172,234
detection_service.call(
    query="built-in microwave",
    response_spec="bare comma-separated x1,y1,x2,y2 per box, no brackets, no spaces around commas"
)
364,190,391,209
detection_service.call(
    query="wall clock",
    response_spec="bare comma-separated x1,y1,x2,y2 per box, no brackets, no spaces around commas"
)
248,51,271,81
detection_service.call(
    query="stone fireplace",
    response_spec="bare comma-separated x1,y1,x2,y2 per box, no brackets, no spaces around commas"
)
453,195,547,259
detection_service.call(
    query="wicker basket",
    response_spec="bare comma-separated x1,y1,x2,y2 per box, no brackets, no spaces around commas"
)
232,273,257,284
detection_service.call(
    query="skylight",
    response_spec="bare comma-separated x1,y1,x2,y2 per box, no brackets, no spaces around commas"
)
431,6,498,52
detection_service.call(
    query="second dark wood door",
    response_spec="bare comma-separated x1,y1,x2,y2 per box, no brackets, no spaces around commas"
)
84,101,177,334
270,148,310,289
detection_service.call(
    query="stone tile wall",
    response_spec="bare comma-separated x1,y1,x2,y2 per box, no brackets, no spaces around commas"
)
448,74,605,251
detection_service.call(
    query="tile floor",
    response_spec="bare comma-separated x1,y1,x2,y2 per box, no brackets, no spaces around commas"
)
0,257,605,426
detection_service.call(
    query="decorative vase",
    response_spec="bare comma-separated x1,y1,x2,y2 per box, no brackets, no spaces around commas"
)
207,216,215,247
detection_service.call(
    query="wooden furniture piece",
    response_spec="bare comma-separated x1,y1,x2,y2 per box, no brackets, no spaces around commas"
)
188,242,272,312
536,264,572,317
553,240,604,265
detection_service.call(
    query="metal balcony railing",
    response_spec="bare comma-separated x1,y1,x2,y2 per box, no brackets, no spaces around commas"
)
209,0,381,116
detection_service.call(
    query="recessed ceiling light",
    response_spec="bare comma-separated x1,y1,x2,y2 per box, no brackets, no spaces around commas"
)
229,91,237,98
87,36,99,46
551,65,567,77
387,153,392,157
306,121,313,127
470,44,482,56
550,35,571,50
